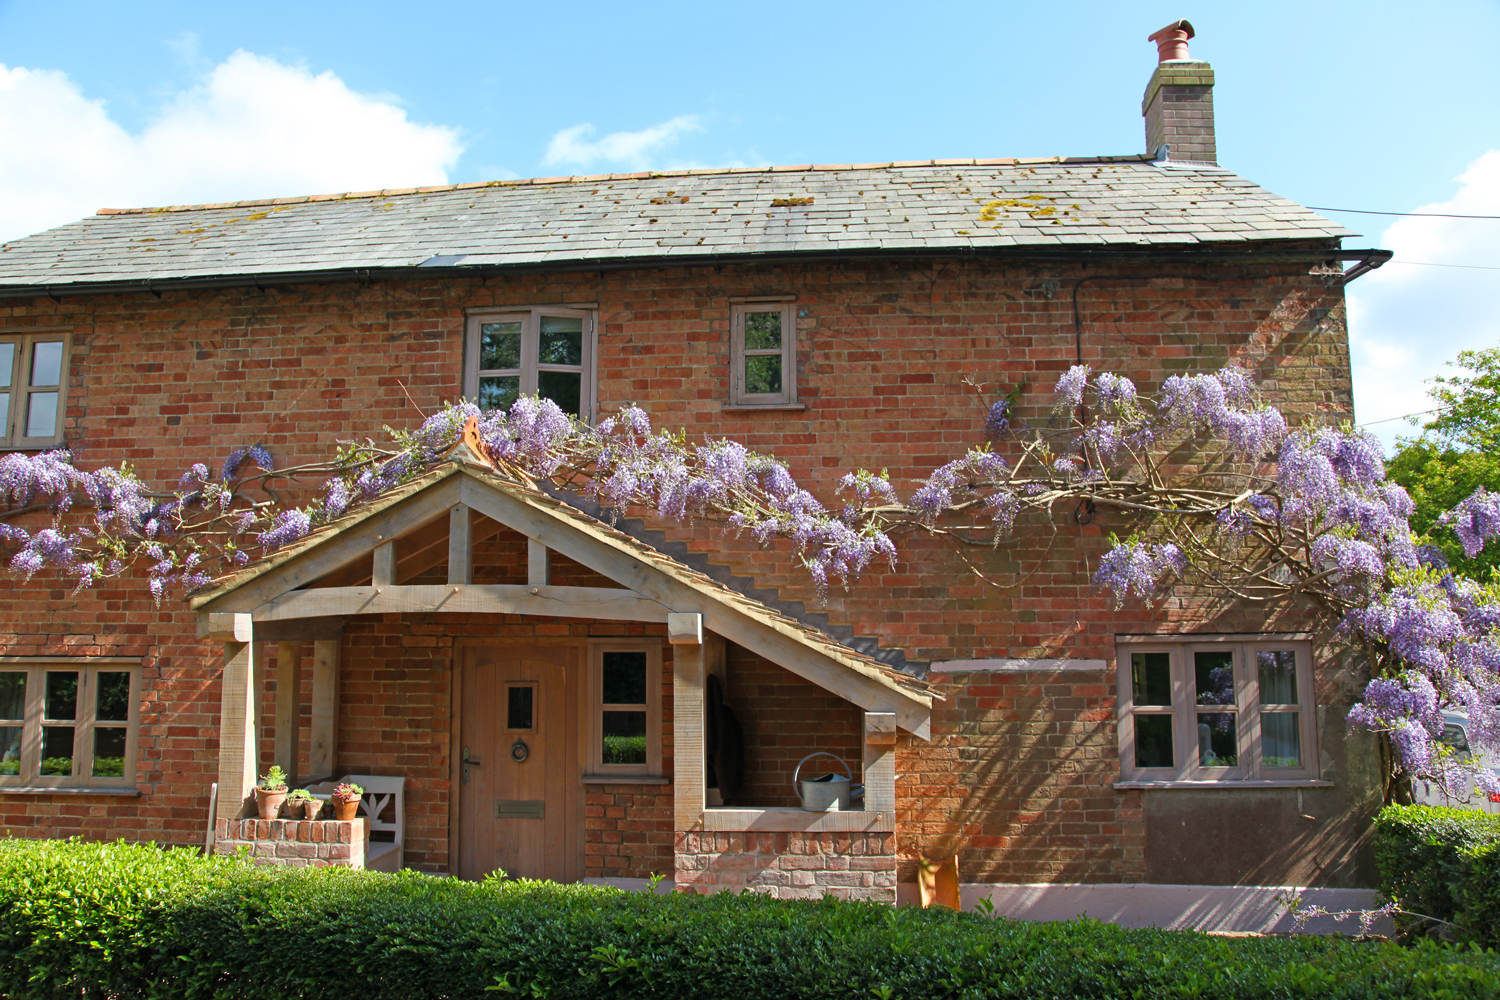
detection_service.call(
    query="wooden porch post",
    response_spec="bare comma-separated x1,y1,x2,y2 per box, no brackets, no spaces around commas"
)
273,642,302,787
863,711,897,812
212,614,260,821
671,614,705,829
308,639,341,781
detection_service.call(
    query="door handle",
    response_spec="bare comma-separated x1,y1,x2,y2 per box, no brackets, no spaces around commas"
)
462,746,482,784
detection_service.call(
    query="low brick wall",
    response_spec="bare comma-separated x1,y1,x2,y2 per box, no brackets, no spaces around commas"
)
675,831,896,903
214,817,368,868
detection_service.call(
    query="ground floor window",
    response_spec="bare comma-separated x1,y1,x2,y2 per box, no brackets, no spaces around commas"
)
1116,636,1317,782
0,660,140,788
586,641,661,776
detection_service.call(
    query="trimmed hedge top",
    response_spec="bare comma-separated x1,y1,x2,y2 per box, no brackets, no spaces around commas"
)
1,838,1498,999
1374,804,1500,948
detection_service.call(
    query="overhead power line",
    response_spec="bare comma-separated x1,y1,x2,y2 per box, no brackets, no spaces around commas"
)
1311,206,1500,220
1388,261,1500,272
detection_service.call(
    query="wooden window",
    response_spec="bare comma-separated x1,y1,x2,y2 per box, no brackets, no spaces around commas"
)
730,301,796,406
0,660,140,790
1116,636,1318,783
586,642,661,776
463,308,597,421
0,331,69,449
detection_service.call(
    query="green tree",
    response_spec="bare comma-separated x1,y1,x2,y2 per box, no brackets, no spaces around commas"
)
1386,346,1500,578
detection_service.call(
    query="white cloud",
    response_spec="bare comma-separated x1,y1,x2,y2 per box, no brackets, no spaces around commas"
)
1346,150,1500,452
0,51,464,243
541,115,702,171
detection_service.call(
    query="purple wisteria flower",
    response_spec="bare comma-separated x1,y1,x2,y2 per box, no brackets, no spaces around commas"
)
984,400,1011,439
1053,365,1090,412
1093,540,1187,608
1440,487,1500,559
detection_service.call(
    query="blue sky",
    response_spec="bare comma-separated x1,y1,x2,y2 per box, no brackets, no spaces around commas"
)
2,0,1498,446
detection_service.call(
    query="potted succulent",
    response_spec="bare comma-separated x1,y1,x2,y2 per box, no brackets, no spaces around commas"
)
330,781,364,821
254,766,289,820
287,787,321,820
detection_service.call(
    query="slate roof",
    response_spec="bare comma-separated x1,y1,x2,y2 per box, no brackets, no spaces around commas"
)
0,156,1356,295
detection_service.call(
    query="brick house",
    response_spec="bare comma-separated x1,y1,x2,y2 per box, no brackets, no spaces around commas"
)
0,25,1394,927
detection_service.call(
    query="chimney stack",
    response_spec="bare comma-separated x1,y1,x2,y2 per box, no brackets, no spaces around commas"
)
1142,19,1216,164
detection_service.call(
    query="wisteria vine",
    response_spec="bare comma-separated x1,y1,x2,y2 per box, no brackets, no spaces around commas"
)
4,365,1500,801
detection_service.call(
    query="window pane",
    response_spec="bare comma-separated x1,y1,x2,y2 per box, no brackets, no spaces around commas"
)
478,375,520,411
479,322,522,371
26,392,58,438
29,341,63,387
1197,713,1238,766
1257,650,1298,705
1135,714,1173,768
93,728,127,777
0,394,8,427
602,651,647,705
536,370,581,417
41,727,74,775
602,710,647,764
744,355,783,395
96,672,130,723
1194,650,1235,706
44,671,77,721
1131,652,1172,706
0,726,21,775
0,342,13,385
744,311,782,350
0,672,24,720
1263,712,1302,767
538,316,583,366
506,686,534,731
1441,722,1471,756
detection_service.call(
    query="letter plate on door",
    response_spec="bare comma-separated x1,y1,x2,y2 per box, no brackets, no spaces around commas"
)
495,799,545,819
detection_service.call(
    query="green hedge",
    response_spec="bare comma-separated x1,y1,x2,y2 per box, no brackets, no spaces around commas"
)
1374,804,1500,946
2,839,1499,999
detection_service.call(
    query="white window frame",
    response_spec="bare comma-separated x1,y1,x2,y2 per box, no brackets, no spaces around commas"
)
0,329,70,449
585,640,662,777
463,307,597,422
729,299,797,407
1116,635,1319,784
0,658,141,790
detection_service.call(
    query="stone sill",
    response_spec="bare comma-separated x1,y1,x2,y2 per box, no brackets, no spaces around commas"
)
0,786,141,796
1114,779,1334,790
719,403,807,412
582,774,670,785
702,808,895,832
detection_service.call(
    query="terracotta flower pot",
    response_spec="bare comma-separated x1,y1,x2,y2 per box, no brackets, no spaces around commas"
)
292,797,321,820
331,797,359,821
255,786,288,820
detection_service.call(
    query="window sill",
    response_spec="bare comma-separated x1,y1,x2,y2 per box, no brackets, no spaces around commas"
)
720,403,807,412
0,786,142,796
582,774,670,785
702,807,894,832
1114,779,1333,790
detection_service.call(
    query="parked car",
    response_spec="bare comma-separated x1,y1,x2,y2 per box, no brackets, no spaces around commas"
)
1412,713,1500,814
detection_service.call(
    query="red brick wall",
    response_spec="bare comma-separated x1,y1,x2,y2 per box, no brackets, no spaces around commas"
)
676,831,896,902
0,255,1364,884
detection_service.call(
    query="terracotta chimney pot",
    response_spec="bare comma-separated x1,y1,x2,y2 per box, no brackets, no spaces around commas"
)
1148,19,1195,63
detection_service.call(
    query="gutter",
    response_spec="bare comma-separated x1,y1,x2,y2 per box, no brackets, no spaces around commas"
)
0,245,1393,301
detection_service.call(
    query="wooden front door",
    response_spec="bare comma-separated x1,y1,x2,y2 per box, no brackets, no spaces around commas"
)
458,645,580,881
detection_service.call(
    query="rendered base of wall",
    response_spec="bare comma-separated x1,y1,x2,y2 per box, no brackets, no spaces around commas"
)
214,817,368,868
892,882,1393,935
675,831,896,903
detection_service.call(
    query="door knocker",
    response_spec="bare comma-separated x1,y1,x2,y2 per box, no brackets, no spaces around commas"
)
510,737,530,763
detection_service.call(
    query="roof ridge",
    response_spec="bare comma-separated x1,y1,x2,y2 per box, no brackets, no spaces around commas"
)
92,154,1157,217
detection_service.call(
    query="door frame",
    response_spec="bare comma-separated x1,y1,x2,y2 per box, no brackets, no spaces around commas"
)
449,638,587,879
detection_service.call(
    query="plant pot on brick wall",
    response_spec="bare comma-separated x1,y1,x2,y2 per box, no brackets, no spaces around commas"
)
287,790,321,820
330,781,364,822
254,766,290,820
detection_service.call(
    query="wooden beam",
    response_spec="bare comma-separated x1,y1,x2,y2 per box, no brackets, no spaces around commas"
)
255,618,345,642
274,642,302,788
527,540,549,586
448,504,472,585
254,584,670,623
307,639,340,782
371,541,397,587
863,711,897,812
199,475,463,612
674,643,705,830
197,612,252,642
216,640,260,820
667,612,702,645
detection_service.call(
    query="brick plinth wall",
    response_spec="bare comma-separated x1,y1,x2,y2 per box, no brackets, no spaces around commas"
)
215,817,367,868
675,831,896,903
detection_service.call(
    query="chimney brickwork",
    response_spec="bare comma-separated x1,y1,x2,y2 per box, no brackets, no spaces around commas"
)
1142,20,1216,164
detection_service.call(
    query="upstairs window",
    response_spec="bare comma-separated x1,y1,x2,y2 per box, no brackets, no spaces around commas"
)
1116,636,1318,784
463,308,597,421
729,300,797,407
0,660,140,790
0,332,69,449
